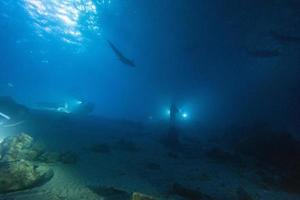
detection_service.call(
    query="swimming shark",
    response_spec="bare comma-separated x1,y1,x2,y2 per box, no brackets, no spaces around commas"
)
107,40,136,67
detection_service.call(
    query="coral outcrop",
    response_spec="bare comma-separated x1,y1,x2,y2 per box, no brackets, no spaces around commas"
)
0,160,53,193
0,133,54,194
0,133,44,161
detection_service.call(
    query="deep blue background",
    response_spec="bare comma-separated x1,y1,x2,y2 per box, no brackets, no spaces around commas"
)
0,0,299,131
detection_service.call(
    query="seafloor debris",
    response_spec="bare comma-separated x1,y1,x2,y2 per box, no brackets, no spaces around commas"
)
145,162,161,170
0,133,53,194
132,192,157,200
88,143,112,154
116,138,140,152
206,147,242,166
37,152,60,163
171,183,213,200
59,151,79,164
87,184,158,200
87,185,131,199
236,187,254,200
37,151,79,164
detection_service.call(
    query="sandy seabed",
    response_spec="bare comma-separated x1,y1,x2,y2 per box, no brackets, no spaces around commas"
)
0,116,299,200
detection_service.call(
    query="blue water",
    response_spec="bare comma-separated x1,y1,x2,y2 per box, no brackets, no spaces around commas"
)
0,0,300,199
0,0,297,125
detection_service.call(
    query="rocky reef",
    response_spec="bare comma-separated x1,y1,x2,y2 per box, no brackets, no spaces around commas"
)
0,133,44,162
0,160,53,193
0,133,54,194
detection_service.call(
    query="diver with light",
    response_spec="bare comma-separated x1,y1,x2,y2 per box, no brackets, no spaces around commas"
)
169,103,179,126
161,102,182,150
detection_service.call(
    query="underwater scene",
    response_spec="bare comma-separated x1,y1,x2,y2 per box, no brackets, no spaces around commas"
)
0,0,300,199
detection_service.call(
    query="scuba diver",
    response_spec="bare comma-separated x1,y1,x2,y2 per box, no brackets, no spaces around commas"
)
162,103,181,150
169,103,179,126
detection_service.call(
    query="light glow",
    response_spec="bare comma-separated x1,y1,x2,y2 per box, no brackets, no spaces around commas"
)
0,112,11,120
23,0,112,44
182,113,188,118
166,109,171,115
0,129,5,143
75,100,83,105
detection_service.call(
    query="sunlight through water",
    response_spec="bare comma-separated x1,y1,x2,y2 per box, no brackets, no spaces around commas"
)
23,0,111,44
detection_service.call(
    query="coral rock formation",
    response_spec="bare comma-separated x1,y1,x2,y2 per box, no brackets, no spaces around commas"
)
0,133,53,194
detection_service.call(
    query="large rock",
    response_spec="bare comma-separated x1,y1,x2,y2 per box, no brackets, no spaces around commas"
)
0,159,54,193
0,133,44,161
0,134,53,194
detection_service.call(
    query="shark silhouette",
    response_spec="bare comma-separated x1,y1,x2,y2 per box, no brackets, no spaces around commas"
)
271,30,300,44
107,40,135,67
246,48,281,58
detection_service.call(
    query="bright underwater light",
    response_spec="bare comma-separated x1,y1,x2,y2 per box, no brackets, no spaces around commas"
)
0,128,6,143
0,112,11,120
182,113,188,119
166,109,171,115
55,99,84,114
23,0,112,44
163,106,189,120
0,135,3,143
75,100,83,105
